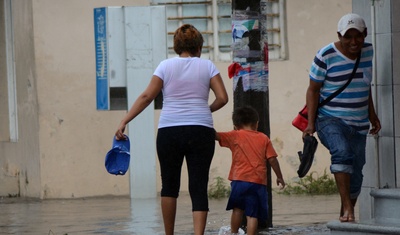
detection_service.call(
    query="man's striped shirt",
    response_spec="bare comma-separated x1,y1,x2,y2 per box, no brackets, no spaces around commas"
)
309,42,373,134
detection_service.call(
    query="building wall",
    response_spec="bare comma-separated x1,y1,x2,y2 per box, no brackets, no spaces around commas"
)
31,0,149,198
213,0,353,189
352,0,400,221
0,0,41,198
1,0,355,199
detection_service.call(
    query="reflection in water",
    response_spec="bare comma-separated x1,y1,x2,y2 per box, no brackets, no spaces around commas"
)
0,192,343,234
128,198,163,234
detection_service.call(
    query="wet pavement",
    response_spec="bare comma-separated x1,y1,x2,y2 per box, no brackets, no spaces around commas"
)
0,192,355,235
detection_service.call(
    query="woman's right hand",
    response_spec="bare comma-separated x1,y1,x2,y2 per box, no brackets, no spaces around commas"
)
115,123,127,140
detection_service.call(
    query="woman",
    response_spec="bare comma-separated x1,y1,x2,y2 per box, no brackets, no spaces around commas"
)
115,24,228,235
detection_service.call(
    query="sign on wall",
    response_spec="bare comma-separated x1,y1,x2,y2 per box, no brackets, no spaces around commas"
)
94,7,109,110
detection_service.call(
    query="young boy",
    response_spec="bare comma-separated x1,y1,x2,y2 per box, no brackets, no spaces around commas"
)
216,106,285,235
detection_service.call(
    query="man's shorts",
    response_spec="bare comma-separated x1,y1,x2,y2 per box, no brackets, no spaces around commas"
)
316,116,367,198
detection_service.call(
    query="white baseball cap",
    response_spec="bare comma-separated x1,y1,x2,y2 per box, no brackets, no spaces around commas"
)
337,13,366,36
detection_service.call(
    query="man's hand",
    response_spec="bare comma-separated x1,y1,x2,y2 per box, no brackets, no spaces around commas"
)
369,116,381,135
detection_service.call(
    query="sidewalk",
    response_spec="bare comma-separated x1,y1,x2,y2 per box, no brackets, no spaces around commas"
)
0,192,349,235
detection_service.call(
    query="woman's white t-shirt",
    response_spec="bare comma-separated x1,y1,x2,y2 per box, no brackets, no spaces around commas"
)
153,57,220,129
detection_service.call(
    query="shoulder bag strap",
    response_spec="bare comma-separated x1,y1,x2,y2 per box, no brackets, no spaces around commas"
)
318,55,361,107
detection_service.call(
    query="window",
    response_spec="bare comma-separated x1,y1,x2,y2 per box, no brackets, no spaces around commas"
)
151,0,287,62
0,0,18,142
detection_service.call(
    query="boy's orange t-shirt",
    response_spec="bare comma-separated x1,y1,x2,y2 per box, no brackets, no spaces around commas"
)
217,129,277,185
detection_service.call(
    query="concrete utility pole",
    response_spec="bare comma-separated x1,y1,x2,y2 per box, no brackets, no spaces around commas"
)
231,0,272,229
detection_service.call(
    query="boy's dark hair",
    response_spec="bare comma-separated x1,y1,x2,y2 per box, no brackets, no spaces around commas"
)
232,106,259,128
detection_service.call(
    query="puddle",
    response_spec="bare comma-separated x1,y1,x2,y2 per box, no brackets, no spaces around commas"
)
0,192,350,234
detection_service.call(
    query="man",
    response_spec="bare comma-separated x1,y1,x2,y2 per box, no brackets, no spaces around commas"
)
304,13,381,222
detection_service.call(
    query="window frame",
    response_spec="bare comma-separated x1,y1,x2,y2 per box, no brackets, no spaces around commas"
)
151,0,287,62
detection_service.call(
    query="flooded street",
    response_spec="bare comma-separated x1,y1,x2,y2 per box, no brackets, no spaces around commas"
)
0,192,354,235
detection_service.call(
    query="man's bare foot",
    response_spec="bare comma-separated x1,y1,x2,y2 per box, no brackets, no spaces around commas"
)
339,215,348,222
339,212,355,222
340,202,355,222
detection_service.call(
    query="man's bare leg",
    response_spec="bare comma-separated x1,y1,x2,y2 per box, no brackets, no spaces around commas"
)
334,172,354,222
340,198,357,222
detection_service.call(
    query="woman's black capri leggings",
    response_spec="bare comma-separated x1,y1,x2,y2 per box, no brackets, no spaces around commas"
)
156,125,215,211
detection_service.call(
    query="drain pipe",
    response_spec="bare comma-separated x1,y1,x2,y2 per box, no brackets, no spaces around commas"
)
212,0,219,61
371,0,380,189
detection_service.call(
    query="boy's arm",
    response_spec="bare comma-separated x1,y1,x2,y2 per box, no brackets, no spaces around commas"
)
268,157,286,189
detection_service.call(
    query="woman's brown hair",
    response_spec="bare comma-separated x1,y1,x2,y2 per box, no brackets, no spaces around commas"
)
173,24,204,56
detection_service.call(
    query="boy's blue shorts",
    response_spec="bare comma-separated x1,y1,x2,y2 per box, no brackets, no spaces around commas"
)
226,180,268,220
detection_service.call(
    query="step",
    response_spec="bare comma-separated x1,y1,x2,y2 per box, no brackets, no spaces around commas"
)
328,189,400,235
370,188,400,223
327,220,400,235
